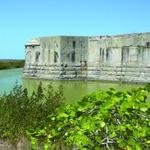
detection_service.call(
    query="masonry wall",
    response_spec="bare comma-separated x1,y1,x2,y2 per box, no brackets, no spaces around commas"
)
87,33,150,82
60,36,88,65
23,33,150,82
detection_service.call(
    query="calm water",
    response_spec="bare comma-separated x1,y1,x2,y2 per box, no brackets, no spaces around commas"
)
0,68,144,103
0,68,23,95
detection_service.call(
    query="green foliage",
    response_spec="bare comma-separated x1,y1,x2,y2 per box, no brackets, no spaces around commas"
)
0,82,64,144
0,60,25,69
1,83,150,149
29,84,150,150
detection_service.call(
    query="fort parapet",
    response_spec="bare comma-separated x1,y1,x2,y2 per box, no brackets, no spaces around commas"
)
23,33,150,82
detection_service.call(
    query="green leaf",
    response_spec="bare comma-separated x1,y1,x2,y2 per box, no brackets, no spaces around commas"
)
146,140,150,144
57,112,69,119
140,107,148,112
100,121,105,128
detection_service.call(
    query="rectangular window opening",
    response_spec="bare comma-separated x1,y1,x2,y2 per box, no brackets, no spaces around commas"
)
73,41,76,49
146,42,150,47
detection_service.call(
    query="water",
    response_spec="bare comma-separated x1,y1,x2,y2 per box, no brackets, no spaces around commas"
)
23,79,144,103
0,68,23,95
0,68,144,103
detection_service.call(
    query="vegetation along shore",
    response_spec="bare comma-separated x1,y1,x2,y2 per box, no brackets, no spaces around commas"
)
0,59,25,70
0,83,149,149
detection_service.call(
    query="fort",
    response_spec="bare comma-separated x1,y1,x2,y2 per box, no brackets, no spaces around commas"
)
23,32,150,83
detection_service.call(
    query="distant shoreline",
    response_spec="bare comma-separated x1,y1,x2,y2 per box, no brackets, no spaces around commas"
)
0,59,25,70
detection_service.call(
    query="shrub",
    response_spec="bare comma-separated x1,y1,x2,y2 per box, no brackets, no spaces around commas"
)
30,84,150,150
0,83,150,149
0,82,64,145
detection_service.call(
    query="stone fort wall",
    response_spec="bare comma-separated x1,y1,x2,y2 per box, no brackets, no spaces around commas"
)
23,33,150,83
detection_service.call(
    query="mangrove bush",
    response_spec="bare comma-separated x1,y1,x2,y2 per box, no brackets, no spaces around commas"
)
0,83,150,149
28,85,150,150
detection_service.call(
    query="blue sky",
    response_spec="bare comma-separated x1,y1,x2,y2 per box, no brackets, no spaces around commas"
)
0,0,150,59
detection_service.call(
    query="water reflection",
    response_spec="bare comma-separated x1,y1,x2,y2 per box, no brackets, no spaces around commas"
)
23,79,144,103
0,68,145,102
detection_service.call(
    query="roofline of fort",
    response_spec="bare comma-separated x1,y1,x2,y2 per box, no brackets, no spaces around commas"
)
33,32,150,39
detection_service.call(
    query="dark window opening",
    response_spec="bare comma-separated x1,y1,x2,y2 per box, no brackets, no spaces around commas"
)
106,48,110,61
54,51,59,63
84,61,87,66
71,52,75,62
67,54,70,59
146,42,150,47
48,50,50,63
100,48,105,62
102,49,104,61
100,48,102,56
35,52,40,62
73,41,76,49
100,48,104,60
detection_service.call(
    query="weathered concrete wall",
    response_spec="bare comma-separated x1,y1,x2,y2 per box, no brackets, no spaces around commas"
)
23,33,150,83
60,36,88,65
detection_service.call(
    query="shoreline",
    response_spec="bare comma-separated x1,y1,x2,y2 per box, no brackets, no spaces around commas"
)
0,60,24,70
